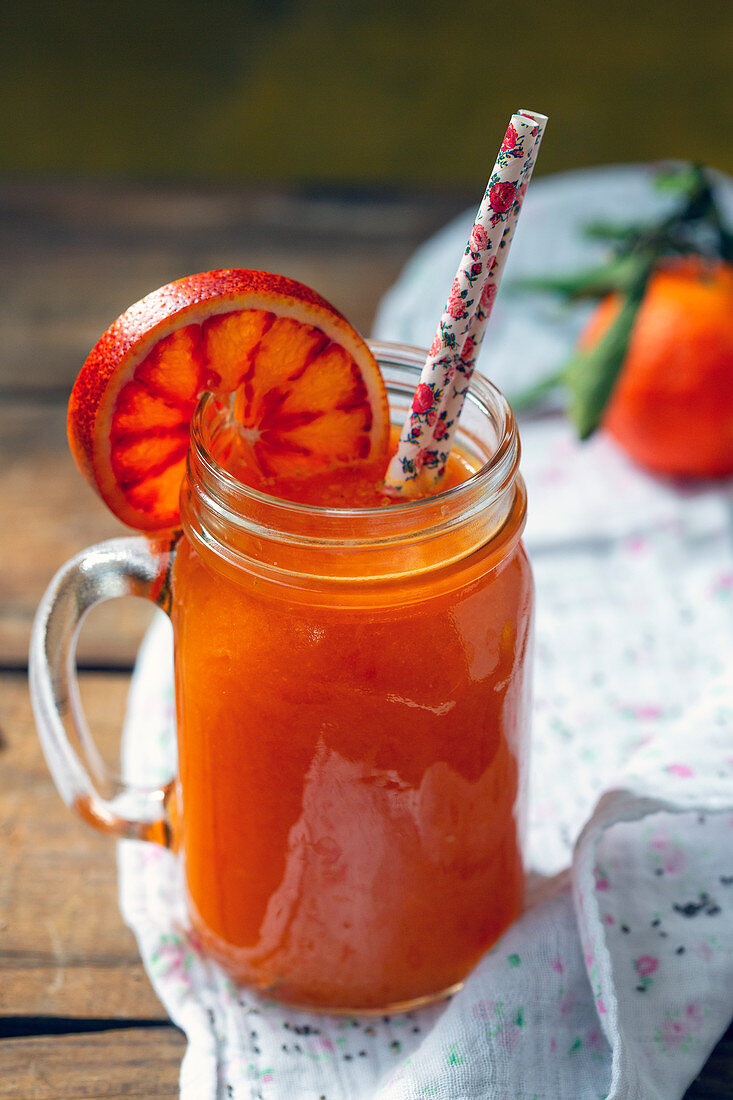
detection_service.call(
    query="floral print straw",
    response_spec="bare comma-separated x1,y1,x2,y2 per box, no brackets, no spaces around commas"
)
384,110,547,496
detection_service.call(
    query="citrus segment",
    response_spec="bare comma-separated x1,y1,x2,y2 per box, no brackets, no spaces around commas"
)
68,270,389,530
202,308,275,391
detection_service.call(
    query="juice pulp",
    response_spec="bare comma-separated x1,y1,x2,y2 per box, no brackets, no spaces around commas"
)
210,422,478,506
171,442,533,1011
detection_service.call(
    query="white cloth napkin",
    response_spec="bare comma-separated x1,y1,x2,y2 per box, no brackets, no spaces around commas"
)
119,167,733,1099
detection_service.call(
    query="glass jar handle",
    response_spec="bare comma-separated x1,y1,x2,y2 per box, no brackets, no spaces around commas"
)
29,536,178,847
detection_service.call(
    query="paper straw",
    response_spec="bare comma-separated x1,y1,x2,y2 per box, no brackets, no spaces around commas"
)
456,111,547,376
384,110,547,496
435,111,547,463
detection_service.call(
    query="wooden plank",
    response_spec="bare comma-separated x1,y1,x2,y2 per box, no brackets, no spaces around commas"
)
0,402,156,667
0,179,468,392
0,673,167,1020
0,1027,185,1099
0,967,167,1025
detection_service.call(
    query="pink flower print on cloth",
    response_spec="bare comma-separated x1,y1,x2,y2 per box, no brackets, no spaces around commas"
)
655,1002,707,1054
634,954,658,991
149,933,195,991
593,864,610,891
649,828,686,873
667,763,696,778
635,955,659,976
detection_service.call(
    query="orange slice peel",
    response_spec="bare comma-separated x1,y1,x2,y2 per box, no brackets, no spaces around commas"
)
68,269,390,530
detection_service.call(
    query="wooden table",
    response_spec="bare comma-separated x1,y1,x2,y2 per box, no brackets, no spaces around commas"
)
0,179,730,1097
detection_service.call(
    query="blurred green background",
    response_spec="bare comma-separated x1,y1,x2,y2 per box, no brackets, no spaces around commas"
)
2,0,732,185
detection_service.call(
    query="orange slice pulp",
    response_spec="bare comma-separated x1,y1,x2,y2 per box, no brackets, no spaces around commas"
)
68,269,390,530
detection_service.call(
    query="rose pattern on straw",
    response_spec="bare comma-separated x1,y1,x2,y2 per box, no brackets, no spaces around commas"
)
412,383,435,414
500,122,519,151
447,278,468,319
488,180,518,220
385,110,547,494
469,223,489,252
480,282,498,309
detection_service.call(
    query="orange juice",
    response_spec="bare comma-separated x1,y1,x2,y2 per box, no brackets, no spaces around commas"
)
170,347,533,1011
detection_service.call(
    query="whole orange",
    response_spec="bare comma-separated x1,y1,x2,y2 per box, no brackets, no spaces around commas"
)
578,257,733,477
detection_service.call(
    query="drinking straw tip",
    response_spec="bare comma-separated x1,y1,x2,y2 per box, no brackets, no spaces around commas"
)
385,109,548,495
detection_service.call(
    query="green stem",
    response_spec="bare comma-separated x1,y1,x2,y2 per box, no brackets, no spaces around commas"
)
509,369,565,412
564,252,656,439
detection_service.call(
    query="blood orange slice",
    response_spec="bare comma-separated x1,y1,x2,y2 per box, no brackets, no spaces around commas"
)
68,269,390,530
